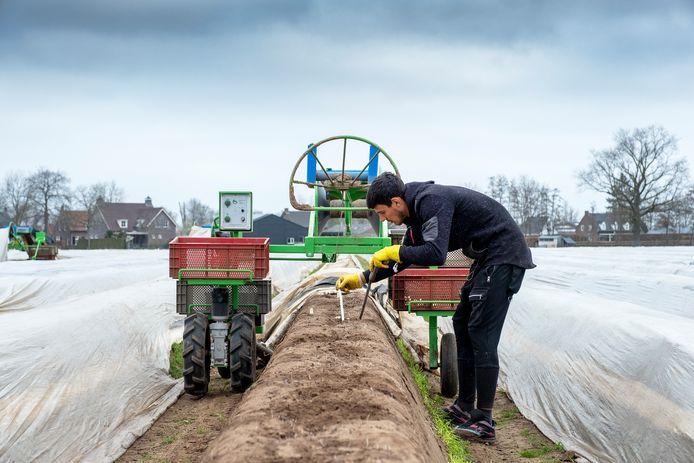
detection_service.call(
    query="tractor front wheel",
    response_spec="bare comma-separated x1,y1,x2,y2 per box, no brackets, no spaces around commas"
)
229,313,256,392
183,313,210,396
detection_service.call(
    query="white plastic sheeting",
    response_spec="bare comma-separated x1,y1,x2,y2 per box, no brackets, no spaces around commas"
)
0,251,182,462
499,247,694,463
4,245,693,462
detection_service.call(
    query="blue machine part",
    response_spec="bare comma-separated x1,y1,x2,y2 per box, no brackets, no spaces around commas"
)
306,143,380,184
11,224,33,235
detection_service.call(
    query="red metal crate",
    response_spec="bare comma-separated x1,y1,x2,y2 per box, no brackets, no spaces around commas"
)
169,237,270,280
389,268,469,311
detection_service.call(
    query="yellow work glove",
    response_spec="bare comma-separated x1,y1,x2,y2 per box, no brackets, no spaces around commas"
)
336,273,365,293
370,244,401,271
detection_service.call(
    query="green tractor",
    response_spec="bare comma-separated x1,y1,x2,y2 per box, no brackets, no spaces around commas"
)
7,223,59,260
170,192,270,395
169,135,399,396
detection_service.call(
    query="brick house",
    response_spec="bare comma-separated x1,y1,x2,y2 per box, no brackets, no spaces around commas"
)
90,197,177,248
575,211,640,242
55,210,88,247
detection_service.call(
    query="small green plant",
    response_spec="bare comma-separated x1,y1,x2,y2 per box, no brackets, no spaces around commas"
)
169,342,183,379
518,443,563,458
495,406,521,425
162,435,175,445
518,434,565,459
396,338,471,463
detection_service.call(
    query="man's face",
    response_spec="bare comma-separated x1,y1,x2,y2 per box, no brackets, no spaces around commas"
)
373,197,408,225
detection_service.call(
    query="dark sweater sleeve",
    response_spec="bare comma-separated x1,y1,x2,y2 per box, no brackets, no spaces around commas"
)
398,194,453,266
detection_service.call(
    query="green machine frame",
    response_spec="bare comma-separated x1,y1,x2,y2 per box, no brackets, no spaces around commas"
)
268,135,398,261
407,301,459,370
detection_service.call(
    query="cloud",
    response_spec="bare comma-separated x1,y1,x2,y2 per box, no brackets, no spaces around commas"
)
0,0,692,215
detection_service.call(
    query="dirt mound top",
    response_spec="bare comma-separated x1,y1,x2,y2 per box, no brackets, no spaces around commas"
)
203,291,446,462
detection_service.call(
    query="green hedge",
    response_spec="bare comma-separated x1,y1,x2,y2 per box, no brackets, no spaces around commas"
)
73,238,126,249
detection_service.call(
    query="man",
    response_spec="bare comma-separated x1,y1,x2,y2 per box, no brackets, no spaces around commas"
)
336,172,534,443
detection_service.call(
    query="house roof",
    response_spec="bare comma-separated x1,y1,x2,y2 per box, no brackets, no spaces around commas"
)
61,210,88,232
280,209,310,228
519,216,548,235
96,200,173,232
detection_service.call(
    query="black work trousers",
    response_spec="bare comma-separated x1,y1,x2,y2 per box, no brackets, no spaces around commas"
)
452,263,525,411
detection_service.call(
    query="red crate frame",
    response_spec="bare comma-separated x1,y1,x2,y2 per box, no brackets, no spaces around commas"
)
169,236,270,280
389,268,469,311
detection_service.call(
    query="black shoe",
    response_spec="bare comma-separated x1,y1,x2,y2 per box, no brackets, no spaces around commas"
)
454,416,496,444
441,403,471,425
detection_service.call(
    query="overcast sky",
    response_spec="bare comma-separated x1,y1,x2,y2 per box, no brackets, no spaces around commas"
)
1,0,693,219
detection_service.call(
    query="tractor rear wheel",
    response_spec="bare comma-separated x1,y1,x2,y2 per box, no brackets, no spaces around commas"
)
183,313,210,396
229,313,256,392
440,332,458,398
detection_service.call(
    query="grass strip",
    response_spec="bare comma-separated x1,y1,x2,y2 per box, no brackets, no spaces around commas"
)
396,338,472,463
519,442,565,458
169,341,183,379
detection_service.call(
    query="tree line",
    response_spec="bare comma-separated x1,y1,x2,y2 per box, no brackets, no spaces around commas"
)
0,169,216,235
0,169,124,231
2,125,691,245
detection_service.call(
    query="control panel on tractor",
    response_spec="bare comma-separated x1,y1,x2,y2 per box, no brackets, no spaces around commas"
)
219,191,253,232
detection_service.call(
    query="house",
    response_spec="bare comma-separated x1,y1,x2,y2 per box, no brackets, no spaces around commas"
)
575,211,647,242
245,213,308,245
519,216,549,236
90,197,177,248
55,210,88,247
554,222,578,236
280,208,310,228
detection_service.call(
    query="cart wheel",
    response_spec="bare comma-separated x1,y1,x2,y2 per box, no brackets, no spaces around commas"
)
230,313,256,392
183,313,211,396
440,332,458,398
217,366,231,379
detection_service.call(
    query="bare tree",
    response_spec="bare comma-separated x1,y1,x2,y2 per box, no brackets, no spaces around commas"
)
28,168,71,231
487,174,574,233
658,189,694,234
98,181,124,203
487,175,510,205
178,198,215,235
1,171,34,224
74,181,123,248
578,126,689,245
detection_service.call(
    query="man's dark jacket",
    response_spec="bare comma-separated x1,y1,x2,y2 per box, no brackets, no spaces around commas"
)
368,181,535,280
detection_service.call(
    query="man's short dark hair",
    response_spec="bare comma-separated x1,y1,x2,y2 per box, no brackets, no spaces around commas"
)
367,172,405,208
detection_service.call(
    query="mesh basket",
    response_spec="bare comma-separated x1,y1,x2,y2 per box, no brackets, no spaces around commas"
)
169,236,270,279
389,268,469,311
388,229,473,268
176,280,272,315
